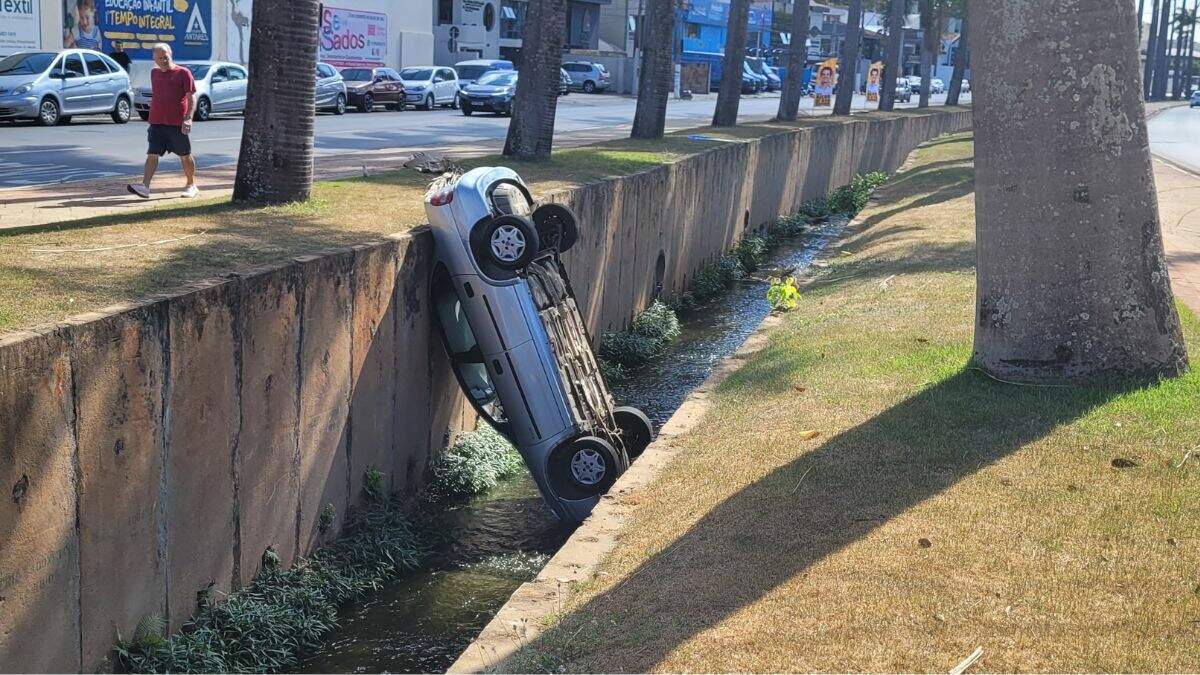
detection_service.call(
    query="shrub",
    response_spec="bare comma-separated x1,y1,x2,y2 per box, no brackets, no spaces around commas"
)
598,359,629,383
828,172,889,215
429,423,524,498
767,214,809,243
599,301,683,368
691,254,745,302
799,198,832,220
600,330,664,366
734,237,768,273
115,469,423,673
630,300,681,343
767,276,802,311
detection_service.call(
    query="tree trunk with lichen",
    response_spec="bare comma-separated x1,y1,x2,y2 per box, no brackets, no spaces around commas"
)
834,0,863,116
970,0,1188,383
777,0,810,120
503,0,566,158
945,11,968,105
879,0,905,111
713,0,751,126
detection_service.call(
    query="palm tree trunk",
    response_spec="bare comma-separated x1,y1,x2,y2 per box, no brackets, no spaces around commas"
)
879,0,906,111
1185,2,1198,95
969,0,1188,382
712,0,751,126
1146,0,1161,99
945,11,969,105
777,0,811,120
1154,0,1173,99
918,0,937,107
631,0,676,138
232,0,319,203
503,0,567,159
833,0,864,115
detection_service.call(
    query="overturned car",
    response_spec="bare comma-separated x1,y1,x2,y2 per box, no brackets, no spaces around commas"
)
424,166,653,523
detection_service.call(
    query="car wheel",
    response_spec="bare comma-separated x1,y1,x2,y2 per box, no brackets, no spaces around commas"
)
137,110,149,121
423,94,434,110
37,97,60,126
451,96,459,109
547,436,621,501
583,80,596,94
111,96,132,124
195,96,211,121
57,115,72,125
461,102,473,116
532,203,579,253
483,215,540,270
359,93,373,112
334,94,346,115
612,406,654,459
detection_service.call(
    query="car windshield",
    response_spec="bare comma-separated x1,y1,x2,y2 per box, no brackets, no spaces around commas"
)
0,52,55,75
341,68,372,81
457,65,493,80
477,72,516,86
182,64,211,79
400,68,434,80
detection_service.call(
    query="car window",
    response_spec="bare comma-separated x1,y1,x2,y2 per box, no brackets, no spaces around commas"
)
211,67,228,82
62,54,85,78
477,71,516,86
401,67,435,80
228,67,246,80
441,69,456,81
0,52,56,75
317,64,335,78
384,69,401,80
83,52,111,75
182,63,211,79
341,68,370,81
456,64,488,80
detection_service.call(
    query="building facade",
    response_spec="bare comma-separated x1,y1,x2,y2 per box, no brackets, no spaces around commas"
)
432,0,609,67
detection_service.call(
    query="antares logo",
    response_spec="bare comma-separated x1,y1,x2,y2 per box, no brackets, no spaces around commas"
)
184,2,208,42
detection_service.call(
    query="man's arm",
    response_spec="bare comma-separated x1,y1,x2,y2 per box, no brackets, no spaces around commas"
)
182,90,197,132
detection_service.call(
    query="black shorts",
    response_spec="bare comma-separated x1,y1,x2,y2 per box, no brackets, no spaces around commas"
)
147,124,192,157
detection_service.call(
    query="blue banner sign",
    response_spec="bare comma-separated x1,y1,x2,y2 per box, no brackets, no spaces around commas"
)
63,0,213,60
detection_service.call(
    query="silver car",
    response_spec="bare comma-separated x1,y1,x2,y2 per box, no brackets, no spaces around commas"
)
0,49,133,126
135,61,247,122
561,61,610,93
316,62,347,114
400,66,460,110
426,166,654,523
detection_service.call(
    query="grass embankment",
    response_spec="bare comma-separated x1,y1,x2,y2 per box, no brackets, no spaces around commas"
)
506,133,1200,672
0,118,854,334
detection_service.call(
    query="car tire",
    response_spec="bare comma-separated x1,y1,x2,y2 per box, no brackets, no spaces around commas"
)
532,203,579,253
334,94,346,115
583,80,596,94
195,96,211,121
461,103,473,116
57,115,72,125
547,436,621,501
36,97,60,126
483,215,539,270
111,96,132,124
612,406,654,459
137,110,149,121
359,93,373,112
422,94,434,110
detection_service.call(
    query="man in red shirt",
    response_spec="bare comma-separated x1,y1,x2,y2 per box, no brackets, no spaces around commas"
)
127,43,199,199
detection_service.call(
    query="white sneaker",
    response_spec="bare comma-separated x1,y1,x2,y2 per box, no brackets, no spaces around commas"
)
127,183,150,199
181,185,199,198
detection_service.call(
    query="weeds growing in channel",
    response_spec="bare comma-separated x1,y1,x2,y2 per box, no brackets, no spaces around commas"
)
428,423,524,498
114,468,424,673
600,300,684,371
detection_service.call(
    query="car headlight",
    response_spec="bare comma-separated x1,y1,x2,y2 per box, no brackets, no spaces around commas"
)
11,83,33,95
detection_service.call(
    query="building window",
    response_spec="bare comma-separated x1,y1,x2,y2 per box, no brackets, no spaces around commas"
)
501,0,526,39
483,3,496,31
686,22,700,39
438,0,453,25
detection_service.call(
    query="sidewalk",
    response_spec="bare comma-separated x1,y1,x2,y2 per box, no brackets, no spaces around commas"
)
1155,159,1200,313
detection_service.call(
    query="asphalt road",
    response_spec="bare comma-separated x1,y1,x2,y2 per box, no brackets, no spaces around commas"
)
1149,104,1200,173
0,91,963,189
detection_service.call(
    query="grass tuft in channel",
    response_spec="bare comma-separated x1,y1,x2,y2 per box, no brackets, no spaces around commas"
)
428,423,525,498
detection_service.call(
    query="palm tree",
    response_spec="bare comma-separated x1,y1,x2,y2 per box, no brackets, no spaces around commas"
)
777,0,811,121
712,0,751,126
879,0,908,111
945,9,968,105
232,0,320,203
632,0,677,138
1146,0,1161,99
503,0,567,158
1153,0,1173,99
834,0,864,115
918,0,941,107
970,0,1188,382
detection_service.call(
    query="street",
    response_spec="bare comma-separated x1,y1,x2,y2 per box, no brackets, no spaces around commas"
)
1149,104,1200,173
0,91,963,189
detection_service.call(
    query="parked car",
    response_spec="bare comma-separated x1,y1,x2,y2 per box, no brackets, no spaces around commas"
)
0,49,133,126
561,61,610,93
743,61,767,93
960,79,971,93
136,61,246,121
559,68,570,96
316,62,347,115
454,59,514,88
894,81,912,103
1190,90,1200,108
746,58,780,92
425,166,654,523
904,75,923,93
400,66,460,110
931,78,945,94
460,70,518,116
341,66,406,112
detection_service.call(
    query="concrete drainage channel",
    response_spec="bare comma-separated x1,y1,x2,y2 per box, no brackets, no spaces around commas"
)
296,219,846,673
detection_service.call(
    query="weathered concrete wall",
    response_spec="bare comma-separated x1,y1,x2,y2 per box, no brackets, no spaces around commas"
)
0,108,970,672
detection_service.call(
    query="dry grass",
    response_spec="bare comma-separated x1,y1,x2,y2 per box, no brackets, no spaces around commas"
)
505,133,1200,673
0,116,843,334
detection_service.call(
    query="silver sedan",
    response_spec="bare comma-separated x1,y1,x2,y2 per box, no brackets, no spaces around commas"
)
135,61,247,122
0,49,133,126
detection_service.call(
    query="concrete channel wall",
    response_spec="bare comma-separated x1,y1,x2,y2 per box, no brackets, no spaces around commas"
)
0,108,971,672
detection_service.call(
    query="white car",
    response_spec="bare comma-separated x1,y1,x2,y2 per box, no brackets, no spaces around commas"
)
961,79,971,93
135,61,246,121
400,66,460,110
424,166,654,523
931,78,945,94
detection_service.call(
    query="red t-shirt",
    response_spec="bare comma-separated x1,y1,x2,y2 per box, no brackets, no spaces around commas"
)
148,66,197,126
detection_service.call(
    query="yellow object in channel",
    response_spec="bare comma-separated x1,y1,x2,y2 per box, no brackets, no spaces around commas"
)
174,0,189,13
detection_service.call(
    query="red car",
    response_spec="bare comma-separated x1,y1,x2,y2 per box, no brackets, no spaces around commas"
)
340,67,406,112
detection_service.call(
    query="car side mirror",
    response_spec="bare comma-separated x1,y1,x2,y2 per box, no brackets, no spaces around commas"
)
51,69,68,79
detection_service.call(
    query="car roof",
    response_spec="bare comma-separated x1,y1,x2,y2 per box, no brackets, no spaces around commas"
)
178,61,240,67
455,59,511,66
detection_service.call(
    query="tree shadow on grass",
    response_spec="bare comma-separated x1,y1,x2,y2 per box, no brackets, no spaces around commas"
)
508,368,1144,672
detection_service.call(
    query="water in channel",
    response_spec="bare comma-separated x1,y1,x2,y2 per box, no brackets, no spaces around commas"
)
297,220,842,673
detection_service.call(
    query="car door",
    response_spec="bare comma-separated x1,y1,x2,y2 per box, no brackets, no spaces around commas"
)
58,53,89,113
227,66,248,111
315,64,331,106
82,51,116,111
434,68,452,103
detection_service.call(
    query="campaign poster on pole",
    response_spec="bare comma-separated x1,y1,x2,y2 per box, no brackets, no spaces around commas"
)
865,62,883,102
320,6,387,68
0,0,41,56
814,58,837,107
62,0,213,60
